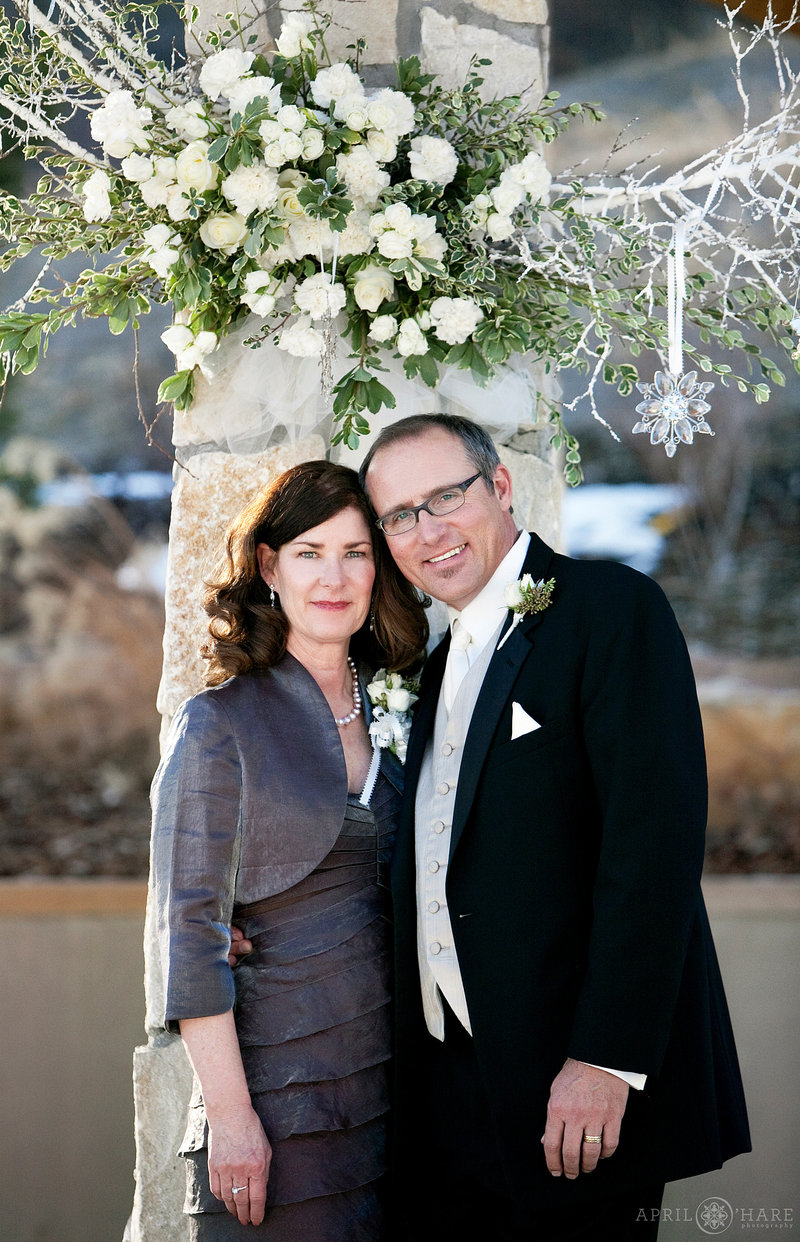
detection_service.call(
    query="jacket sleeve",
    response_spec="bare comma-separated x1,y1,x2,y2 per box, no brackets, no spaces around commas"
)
566,567,708,1077
147,691,242,1033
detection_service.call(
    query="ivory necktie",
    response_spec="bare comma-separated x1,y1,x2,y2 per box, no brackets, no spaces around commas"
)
443,618,473,712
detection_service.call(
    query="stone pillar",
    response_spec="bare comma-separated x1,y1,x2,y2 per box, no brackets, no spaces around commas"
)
127,4,555,1239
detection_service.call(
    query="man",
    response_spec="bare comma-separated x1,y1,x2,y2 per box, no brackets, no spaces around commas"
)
356,413,750,1241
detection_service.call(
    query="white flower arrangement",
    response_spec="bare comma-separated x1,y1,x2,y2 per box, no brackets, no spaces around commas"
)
366,669,420,764
497,575,556,649
0,0,798,473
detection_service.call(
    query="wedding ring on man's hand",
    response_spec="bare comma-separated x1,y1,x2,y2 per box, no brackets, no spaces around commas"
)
231,1186,247,1194
582,1134,602,1144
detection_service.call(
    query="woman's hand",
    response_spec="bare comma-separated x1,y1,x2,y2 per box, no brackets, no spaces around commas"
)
207,1103,272,1226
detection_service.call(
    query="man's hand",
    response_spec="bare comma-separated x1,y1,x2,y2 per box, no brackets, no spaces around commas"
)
541,1058,629,1179
227,925,252,968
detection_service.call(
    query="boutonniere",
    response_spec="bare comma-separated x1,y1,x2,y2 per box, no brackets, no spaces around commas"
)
365,669,421,764
496,575,556,650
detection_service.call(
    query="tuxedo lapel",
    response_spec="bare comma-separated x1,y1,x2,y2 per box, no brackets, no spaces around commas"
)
450,534,556,857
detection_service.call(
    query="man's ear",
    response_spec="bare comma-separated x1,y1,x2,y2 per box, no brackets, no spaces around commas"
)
492,463,514,511
256,543,276,584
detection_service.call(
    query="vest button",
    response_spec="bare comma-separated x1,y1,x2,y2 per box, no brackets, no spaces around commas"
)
427,860,440,874
430,941,442,955
433,821,446,834
427,900,440,914
436,782,450,796
441,741,454,756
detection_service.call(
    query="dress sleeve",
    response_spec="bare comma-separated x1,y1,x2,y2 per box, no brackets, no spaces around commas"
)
566,567,708,1077
147,691,242,1033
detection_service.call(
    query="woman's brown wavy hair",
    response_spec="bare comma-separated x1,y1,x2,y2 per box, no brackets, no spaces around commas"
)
202,460,429,685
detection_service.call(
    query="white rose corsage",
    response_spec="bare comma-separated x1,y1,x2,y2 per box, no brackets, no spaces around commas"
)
496,575,556,649
365,669,420,765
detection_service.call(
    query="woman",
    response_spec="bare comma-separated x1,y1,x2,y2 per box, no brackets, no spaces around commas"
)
148,460,428,1240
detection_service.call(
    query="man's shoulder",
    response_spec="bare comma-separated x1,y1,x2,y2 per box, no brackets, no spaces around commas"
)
529,534,671,611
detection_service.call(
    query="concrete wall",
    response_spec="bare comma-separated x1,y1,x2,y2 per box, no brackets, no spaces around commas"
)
2,877,798,1242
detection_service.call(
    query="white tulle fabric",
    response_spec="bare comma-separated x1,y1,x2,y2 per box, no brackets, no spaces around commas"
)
171,314,539,467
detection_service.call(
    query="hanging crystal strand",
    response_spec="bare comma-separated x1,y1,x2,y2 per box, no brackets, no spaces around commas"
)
317,222,338,407
633,217,714,457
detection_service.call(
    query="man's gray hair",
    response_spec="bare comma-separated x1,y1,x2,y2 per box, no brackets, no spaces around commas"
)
357,413,500,498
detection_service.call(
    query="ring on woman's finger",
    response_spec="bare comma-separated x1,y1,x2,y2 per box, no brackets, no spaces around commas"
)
231,1185,248,1195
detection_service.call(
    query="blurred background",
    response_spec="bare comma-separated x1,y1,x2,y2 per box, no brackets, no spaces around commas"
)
1,1,798,1239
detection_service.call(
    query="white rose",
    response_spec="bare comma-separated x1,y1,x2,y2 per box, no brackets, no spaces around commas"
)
241,271,277,317
352,263,395,312
467,193,491,227
334,94,370,131
277,316,325,357
294,272,348,320
260,119,283,144
336,147,390,206
396,319,428,357
429,296,484,346
386,686,412,713
310,63,362,109
408,135,459,186
264,142,286,169
364,128,397,163
121,153,153,183
198,48,255,101
277,104,306,133
221,162,279,215
90,90,152,159
164,102,209,140
82,169,112,222
165,183,191,221
199,212,248,253
175,141,219,192
382,201,415,236
276,174,309,220
490,178,525,216
302,128,326,160
366,89,416,136
142,224,181,278
485,212,515,241
227,76,282,117
503,580,524,609
376,230,413,260
367,672,388,698
275,10,315,57
279,130,304,161
368,313,398,343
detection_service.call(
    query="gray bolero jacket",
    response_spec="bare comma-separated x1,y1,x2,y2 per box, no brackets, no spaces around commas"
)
145,653,402,1035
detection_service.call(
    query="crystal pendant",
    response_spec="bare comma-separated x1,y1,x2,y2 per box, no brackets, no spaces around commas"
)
632,370,714,458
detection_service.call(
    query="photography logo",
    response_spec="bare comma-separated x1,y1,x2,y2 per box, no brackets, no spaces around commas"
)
696,1197,734,1234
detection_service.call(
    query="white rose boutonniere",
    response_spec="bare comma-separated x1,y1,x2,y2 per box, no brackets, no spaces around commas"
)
497,575,556,649
366,669,420,764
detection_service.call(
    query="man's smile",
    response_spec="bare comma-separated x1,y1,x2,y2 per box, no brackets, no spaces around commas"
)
427,543,466,564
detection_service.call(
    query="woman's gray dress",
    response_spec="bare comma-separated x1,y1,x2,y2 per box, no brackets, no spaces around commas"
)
180,770,400,1241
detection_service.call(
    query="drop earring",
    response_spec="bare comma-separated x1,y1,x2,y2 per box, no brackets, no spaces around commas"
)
269,584,276,608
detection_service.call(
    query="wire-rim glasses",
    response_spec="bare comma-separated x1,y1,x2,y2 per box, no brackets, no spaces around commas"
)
375,472,484,536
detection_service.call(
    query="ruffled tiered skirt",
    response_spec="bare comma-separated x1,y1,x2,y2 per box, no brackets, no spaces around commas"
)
180,774,399,1241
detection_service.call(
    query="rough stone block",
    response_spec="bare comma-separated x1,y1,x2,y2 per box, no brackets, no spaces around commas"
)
471,0,547,23
498,443,562,551
420,8,545,101
127,1039,194,1242
279,0,399,63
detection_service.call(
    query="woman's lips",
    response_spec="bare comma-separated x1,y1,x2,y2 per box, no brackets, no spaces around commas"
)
312,600,350,610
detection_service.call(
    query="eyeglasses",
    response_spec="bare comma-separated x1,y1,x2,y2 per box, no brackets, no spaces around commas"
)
375,472,484,536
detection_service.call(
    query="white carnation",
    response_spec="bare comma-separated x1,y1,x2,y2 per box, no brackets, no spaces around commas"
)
382,202,415,237
164,102,210,141
503,579,524,608
386,686,412,713
90,89,152,158
514,151,552,202
352,263,395,312
165,182,191,222
142,223,181,278
275,9,315,57
408,135,459,186
277,316,325,357
415,232,447,262
366,88,416,136
368,313,398,343
311,63,362,109
289,215,334,259
260,119,283,144
82,169,112,222
490,177,525,216
198,48,255,101
227,76,282,117
221,162,280,215
429,296,484,346
337,209,374,257
161,324,218,374
396,318,428,357
199,212,248,253
336,147,390,206
485,211,515,241
376,230,414,260
241,270,278,317
294,272,348,320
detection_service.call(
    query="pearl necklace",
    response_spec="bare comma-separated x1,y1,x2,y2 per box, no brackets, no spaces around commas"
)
334,657,363,728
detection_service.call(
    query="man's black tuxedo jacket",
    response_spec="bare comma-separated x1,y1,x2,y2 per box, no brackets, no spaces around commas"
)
391,534,750,1205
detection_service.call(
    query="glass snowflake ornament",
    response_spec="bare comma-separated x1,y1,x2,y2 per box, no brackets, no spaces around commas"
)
632,370,714,457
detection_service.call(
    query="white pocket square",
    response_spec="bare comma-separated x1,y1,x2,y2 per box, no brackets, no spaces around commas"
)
511,701,541,739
